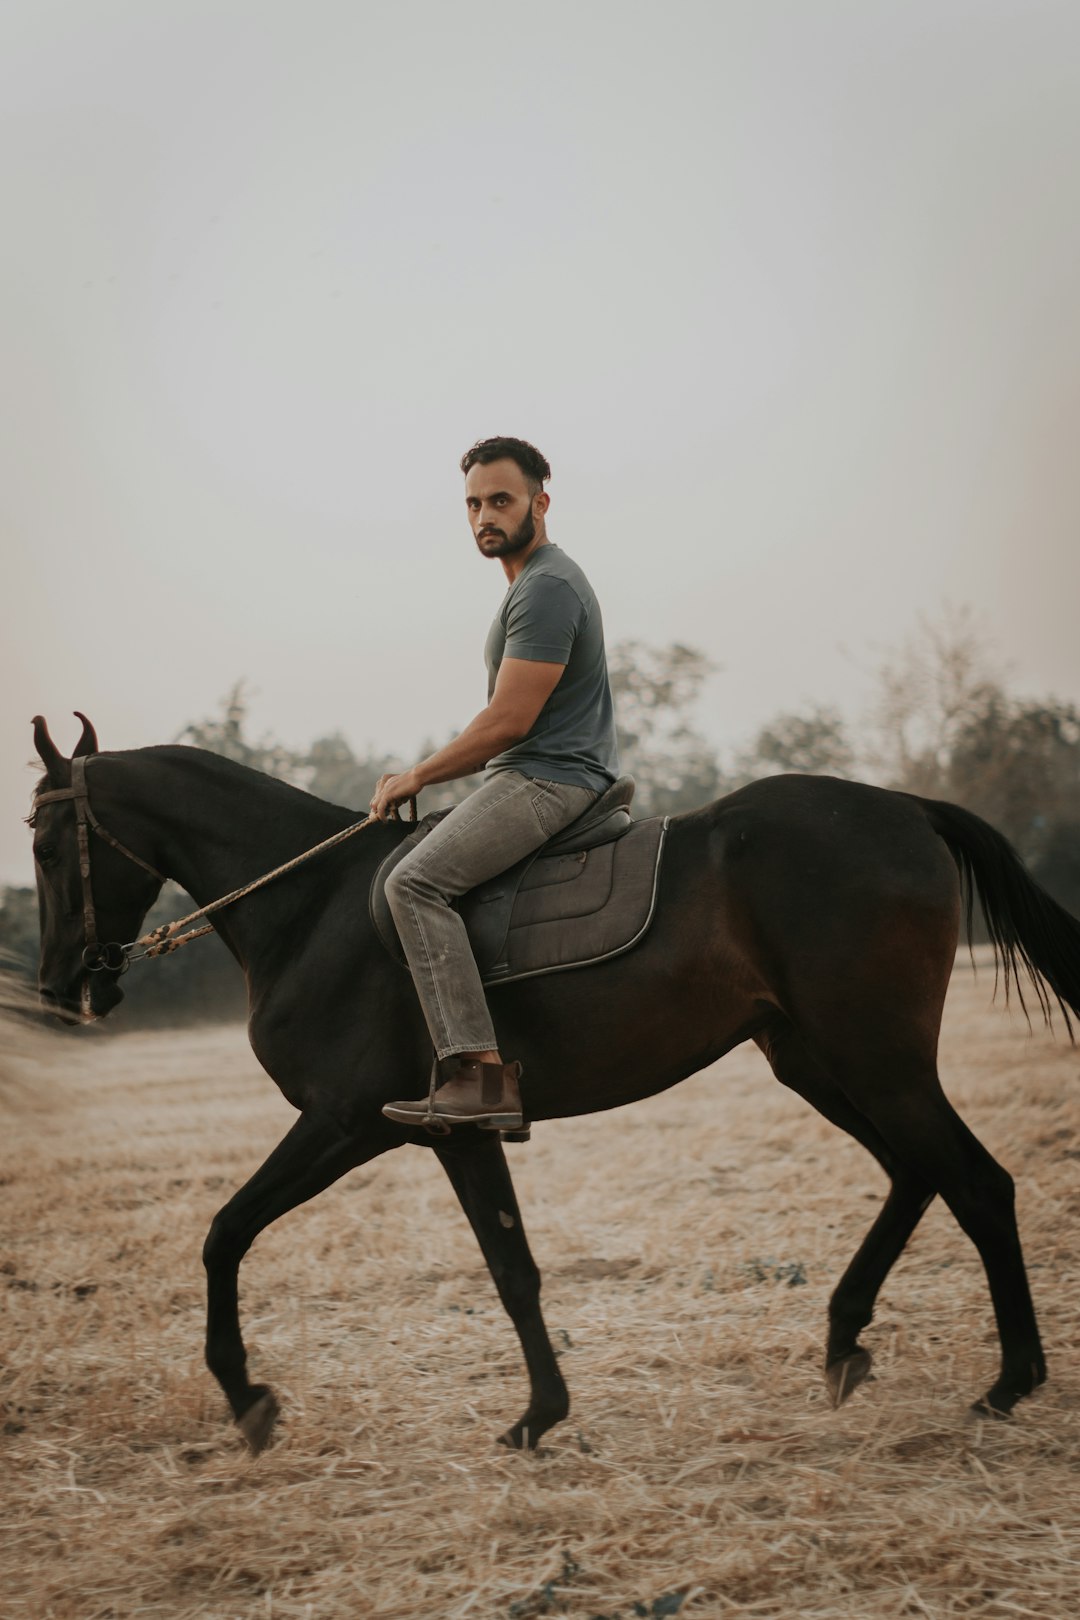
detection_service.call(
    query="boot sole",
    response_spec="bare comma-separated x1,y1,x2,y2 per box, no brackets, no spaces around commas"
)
382,1103,523,1131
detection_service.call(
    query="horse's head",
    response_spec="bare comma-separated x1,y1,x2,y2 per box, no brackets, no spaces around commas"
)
29,714,164,1024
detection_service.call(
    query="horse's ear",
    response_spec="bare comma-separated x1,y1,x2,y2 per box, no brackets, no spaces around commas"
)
32,715,65,779
72,712,99,757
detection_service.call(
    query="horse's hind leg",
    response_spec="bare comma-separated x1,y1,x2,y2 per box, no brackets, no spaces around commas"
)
824,1179,936,1404
434,1132,568,1451
821,1040,1045,1416
757,1024,935,1407
203,1110,393,1452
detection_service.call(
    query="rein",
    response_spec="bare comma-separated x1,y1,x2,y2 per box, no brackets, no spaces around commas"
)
32,757,416,973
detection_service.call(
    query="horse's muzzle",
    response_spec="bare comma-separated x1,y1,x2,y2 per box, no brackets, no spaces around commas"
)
39,973,125,1024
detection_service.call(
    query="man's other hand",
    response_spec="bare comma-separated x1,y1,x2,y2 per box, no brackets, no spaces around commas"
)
370,769,422,821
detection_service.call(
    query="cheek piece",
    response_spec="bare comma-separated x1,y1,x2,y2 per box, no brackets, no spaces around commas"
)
32,756,167,976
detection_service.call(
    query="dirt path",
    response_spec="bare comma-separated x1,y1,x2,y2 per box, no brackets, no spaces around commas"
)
2,961,1078,1618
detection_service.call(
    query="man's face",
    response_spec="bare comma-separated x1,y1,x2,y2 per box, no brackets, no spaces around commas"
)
464,458,543,559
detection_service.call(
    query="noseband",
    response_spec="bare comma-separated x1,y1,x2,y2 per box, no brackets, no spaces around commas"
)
32,756,167,973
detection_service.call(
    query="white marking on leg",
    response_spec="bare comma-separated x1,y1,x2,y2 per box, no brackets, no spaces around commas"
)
499,1210,515,1228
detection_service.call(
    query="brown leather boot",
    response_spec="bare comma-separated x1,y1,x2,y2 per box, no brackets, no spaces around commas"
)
382,1057,524,1131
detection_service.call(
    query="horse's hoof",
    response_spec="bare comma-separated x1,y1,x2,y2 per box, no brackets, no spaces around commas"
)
970,1394,1012,1422
825,1348,874,1408
237,1387,280,1454
971,1358,1044,1420
498,1421,536,1452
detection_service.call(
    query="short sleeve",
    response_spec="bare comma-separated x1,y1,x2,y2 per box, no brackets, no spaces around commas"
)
502,575,583,666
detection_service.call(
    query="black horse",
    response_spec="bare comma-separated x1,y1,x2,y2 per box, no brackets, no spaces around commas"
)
28,714,1080,1454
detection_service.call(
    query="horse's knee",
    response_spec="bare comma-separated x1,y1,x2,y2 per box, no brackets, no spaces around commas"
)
203,1210,240,1272
983,1161,1015,1206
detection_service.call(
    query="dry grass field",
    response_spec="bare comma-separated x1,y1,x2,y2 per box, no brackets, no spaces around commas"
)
2,959,1079,1619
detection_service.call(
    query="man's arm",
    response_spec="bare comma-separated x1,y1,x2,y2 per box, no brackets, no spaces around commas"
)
369,657,565,819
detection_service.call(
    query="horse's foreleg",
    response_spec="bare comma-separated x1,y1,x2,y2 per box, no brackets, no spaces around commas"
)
756,1025,935,1407
203,1110,392,1453
434,1133,568,1451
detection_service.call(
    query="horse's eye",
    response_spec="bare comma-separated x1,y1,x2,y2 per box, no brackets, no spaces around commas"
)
35,843,57,864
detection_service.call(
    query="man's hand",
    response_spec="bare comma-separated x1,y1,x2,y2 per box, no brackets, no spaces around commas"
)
370,768,423,821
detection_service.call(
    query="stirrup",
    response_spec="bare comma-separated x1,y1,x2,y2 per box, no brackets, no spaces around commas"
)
421,1115,452,1136
421,1057,452,1135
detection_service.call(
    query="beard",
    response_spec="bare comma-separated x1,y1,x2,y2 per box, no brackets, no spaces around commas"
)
476,508,535,558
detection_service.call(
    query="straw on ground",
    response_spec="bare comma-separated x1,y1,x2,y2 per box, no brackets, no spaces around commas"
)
2,956,1078,1619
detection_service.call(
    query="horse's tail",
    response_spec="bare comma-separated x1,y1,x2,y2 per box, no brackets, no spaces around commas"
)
916,795,1080,1037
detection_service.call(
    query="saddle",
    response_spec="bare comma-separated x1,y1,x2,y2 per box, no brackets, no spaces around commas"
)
369,776,668,985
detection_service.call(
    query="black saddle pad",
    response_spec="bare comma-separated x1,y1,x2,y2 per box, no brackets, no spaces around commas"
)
369,813,668,986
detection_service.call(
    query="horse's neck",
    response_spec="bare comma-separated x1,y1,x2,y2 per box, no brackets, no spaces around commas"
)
118,748,348,913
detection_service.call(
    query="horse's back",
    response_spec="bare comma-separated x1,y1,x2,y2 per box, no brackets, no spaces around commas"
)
702,774,958,900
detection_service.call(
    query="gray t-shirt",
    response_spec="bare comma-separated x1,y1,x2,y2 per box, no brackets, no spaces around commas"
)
484,544,620,792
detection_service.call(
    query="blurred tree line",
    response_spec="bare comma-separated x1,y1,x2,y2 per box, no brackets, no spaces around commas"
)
5,617,1078,1026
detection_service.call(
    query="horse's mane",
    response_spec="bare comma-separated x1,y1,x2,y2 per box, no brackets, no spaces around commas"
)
141,745,358,820
29,745,359,827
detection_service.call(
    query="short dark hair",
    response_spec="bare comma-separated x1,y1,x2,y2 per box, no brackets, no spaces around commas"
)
460,436,551,488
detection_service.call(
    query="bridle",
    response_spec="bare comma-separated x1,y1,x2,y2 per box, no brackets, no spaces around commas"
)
33,756,167,973
32,755,417,975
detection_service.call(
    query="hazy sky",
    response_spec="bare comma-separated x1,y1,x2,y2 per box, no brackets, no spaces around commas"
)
4,0,1080,885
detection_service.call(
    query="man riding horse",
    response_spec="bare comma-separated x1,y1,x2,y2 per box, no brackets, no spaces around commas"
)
373,437,619,1132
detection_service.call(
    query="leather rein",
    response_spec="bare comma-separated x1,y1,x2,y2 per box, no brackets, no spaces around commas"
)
32,756,416,975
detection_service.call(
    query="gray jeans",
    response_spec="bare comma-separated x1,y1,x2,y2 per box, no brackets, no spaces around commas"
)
385,770,597,1059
